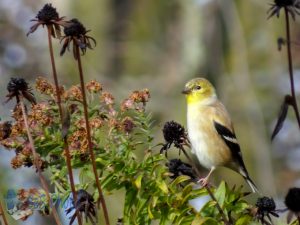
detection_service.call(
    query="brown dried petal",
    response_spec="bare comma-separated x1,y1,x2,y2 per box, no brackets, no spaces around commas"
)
68,128,88,153
22,144,32,157
11,122,26,136
90,118,104,129
122,117,135,133
86,80,102,93
121,99,134,111
0,121,12,140
64,85,83,101
12,104,23,120
36,77,54,95
129,91,142,102
141,88,150,102
11,155,24,169
29,103,53,126
1,138,19,149
108,118,120,130
100,92,115,105
17,189,29,201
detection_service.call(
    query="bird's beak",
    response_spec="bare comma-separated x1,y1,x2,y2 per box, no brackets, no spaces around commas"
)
182,87,191,95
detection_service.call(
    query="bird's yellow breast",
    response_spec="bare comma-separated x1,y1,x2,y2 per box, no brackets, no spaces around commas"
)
186,91,214,105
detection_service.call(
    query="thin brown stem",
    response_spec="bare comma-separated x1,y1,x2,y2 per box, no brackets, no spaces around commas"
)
46,26,82,225
284,8,300,128
19,98,62,225
47,26,63,118
75,45,110,225
179,144,231,225
63,139,82,225
0,200,9,225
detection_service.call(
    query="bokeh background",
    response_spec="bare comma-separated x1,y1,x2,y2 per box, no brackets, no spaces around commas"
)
1,0,300,224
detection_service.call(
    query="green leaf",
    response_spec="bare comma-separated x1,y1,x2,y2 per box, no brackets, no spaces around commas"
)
156,180,169,194
192,215,219,225
170,175,191,187
214,181,226,207
135,197,149,219
134,174,143,189
95,157,108,168
148,203,154,219
152,196,158,208
230,201,249,214
101,173,117,190
124,188,138,217
235,215,252,225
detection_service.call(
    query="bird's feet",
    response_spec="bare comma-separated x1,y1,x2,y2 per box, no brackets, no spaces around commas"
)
197,177,209,187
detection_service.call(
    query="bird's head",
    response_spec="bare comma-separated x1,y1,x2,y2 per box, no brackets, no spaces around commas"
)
182,78,216,104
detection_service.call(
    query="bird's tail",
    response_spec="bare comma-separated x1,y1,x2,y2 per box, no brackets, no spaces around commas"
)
238,167,259,193
244,175,259,193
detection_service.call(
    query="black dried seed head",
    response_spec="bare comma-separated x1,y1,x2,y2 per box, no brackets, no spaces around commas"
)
268,0,300,19
36,4,59,21
76,189,94,209
274,0,296,7
6,78,36,104
65,189,97,225
7,78,29,93
23,160,33,168
15,146,22,155
167,159,197,180
64,19,86,37
116,218,123,225
0,121,12,140
256,197,276,212
285,187,300,212
163,121,185,146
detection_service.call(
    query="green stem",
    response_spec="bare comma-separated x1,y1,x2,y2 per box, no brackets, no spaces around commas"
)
75,45,110,225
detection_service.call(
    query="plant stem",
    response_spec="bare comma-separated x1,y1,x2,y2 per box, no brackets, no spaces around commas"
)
47,26,63,118
179,144,231,225
0,200,9,225
46,26,82,225
284,8,300,128
19,98,62,225
75,45,110,225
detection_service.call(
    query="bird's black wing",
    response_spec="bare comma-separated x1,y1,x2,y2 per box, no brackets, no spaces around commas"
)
213,120,259,193
213,121,246,170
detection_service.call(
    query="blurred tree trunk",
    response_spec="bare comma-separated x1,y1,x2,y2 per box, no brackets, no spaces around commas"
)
106,0,134,78
159,1,184,92
198,2,224,85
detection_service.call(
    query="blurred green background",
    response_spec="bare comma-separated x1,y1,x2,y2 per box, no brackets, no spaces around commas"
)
1,0,300,224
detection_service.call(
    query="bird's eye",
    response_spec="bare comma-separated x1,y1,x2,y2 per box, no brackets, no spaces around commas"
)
195,85,201,90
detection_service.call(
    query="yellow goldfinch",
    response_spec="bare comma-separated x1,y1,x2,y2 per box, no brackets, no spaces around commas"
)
182,77,258,193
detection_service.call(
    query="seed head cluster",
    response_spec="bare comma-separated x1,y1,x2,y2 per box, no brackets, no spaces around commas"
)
6,78,36,104
163,121,186,148
256,197,276,212
167,159,196,180
64,19,87,37
36,4,59,22
285,187,300,212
